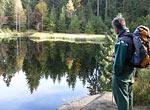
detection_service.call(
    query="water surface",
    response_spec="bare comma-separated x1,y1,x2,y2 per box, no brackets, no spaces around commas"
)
0,37,107,110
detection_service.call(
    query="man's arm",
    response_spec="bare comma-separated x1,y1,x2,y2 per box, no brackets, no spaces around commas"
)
113,40,128,75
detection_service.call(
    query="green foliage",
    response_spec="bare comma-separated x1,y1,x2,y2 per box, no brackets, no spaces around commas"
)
48,6,56,32
4,0,15,29
1,40,18,86
57,6,67,33
45,0,67,15
78,10,86,33
128,14,150,32
128,17,144,32
84,21,95,34
116,13,123,17
0,29,2,33
84,1,93,20
133,68,150,106
143,14,150,27
32,1,49,30
68,14,80,33
93,16,107,34
3,28,12,33
1,0,150,34
96,33,117,81
23,54,42,93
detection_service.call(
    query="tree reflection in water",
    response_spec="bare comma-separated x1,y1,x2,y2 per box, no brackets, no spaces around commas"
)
0,38,111,94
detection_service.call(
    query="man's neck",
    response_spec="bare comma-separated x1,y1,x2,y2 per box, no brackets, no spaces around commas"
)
117,26,129,35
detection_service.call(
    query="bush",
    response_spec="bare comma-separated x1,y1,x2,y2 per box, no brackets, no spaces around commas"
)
21,26,27,32
133,68,150,106
0,29,3,33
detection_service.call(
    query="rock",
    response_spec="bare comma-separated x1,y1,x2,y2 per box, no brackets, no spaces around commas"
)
58,94,101,110
58,92,149,110
81,92,117,110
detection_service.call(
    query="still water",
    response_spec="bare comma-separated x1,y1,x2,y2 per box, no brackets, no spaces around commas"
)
0,38,108,110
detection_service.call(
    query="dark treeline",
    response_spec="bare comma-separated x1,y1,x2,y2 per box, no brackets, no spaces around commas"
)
0,0,150,33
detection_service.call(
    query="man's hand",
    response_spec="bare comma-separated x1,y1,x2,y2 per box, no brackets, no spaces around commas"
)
112,52,115,58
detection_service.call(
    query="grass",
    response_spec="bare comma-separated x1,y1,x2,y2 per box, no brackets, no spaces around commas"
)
30,32,105,44
0,32,25,38
133,68,150,107
0,30,106,44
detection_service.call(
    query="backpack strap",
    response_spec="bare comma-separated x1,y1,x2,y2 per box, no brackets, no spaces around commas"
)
119,32,135,65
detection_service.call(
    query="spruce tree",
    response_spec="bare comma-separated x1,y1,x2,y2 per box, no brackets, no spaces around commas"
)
57,6,66,33
93,16,107,34
4,0,16,29
84,21,95,34
78,10,86,33
69,14,80,33
48,6,56,32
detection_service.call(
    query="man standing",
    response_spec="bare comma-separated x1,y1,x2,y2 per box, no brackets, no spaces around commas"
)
112,17,135,110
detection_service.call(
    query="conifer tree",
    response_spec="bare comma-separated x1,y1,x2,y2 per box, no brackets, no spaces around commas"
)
0,0,7,29
85,20,95,34
57,6,66,33
78,10,86,33
68,14,80,33
93,16,107,34
4,0,16,29
48,6,56,32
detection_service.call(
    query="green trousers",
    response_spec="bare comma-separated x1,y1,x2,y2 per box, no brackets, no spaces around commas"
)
112,72,134,110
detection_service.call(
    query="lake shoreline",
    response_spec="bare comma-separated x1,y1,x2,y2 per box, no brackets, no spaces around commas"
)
0,32,105,44
29,32,105,44
30,32,105,38
0,32,105,38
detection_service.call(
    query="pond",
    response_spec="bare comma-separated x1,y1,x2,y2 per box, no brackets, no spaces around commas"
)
0,37,110,110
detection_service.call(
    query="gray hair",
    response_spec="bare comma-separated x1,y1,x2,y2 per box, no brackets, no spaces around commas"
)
112,17,126,29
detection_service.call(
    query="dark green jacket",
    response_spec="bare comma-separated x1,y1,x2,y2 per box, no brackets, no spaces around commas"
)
113,30,134,76
113,40,128,75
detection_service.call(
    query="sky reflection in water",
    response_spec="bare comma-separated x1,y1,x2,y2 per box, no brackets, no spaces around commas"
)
0,70,88,110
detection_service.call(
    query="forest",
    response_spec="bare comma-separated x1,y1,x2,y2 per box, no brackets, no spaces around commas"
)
0,0,150,33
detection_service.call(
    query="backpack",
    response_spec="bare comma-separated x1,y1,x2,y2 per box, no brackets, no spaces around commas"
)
131,25,150,68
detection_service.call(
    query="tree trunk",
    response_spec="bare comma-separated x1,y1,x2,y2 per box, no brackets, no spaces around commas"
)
16,9,18,32
19,14,20,32
27,0,30,30
123,0,126,13
41,0,43,31
105,0,108,20
97,0,100,16
0,3,1,29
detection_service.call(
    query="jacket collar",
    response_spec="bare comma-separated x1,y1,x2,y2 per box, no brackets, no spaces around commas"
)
118,27,130,38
